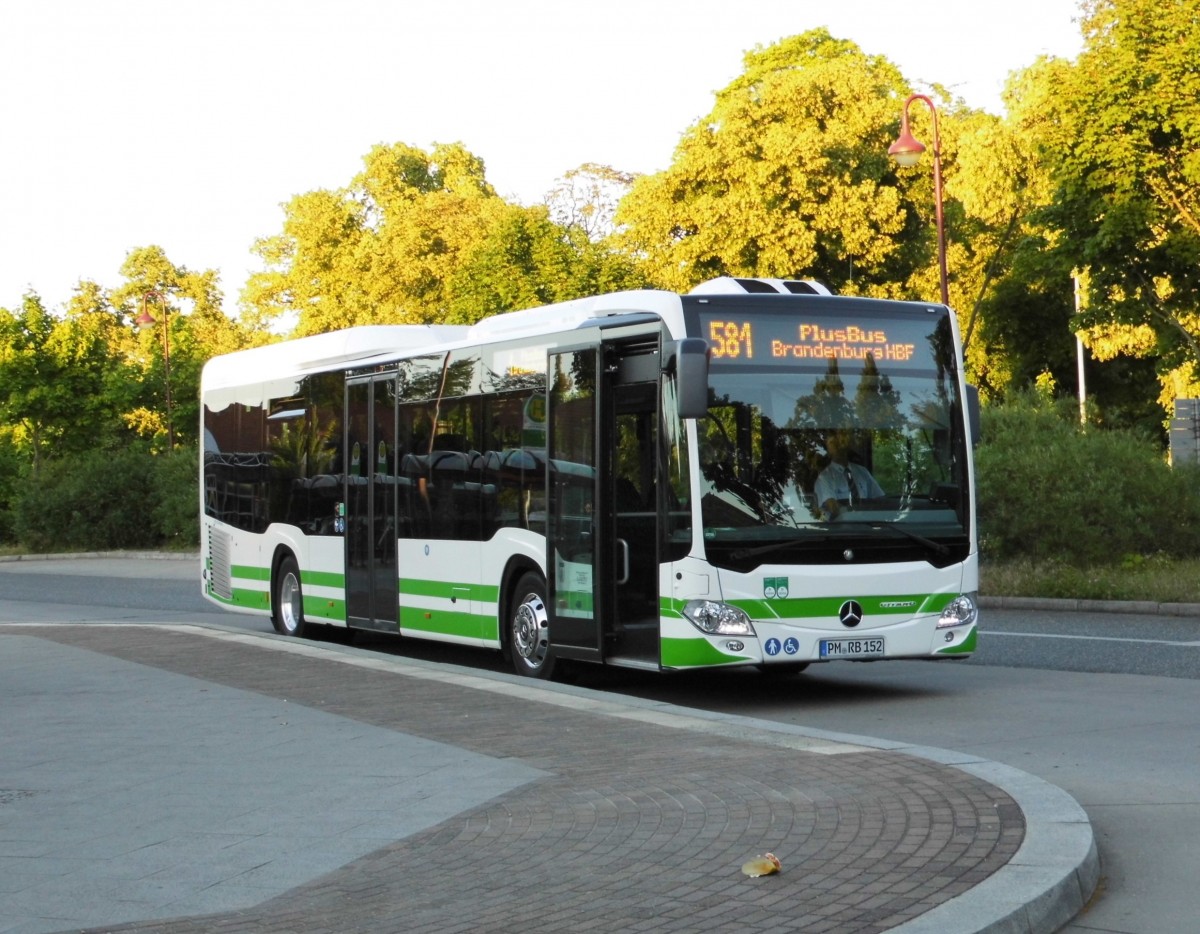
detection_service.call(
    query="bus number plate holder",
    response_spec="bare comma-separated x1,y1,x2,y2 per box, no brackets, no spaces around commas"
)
820,637,885,659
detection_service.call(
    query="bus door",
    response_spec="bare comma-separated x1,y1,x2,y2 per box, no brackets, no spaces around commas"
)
344,374,399,631
547,339,660,668
604,340,660,665
547,349,601,660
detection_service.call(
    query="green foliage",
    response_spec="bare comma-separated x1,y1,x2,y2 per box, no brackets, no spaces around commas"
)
447,204,644,323
0,292,139,466
242,141,632,334
1027,0,1200,404
151,447,200,548
981,554,1200,603
975,392,1200,564
0,436,21,542
616,30,917,295
10,446,199,552
111,245,261,450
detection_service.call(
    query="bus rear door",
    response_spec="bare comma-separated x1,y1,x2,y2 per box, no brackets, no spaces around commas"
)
344,374,399,631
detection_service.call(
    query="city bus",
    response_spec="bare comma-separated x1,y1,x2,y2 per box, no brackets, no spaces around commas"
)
200,277,979,678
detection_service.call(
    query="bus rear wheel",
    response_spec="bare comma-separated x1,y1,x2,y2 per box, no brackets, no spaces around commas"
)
273,556,308,638
508,572,555,680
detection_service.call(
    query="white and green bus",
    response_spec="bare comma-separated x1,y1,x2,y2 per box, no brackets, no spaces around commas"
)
200,277,979,678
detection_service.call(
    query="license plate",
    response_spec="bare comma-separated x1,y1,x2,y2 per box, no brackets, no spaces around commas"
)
820,637,885,659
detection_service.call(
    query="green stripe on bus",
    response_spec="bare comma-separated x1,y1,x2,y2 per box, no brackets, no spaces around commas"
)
661,636,749,668
209,586,272,611
230,565,271,581
304,594,346,622
398,579,501,602
302,569,345,589
936,626,977,655
400,605,489,639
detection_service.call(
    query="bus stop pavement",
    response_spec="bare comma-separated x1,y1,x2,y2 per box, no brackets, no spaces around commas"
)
0,621,1097,934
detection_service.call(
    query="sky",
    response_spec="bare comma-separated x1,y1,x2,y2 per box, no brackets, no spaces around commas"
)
0,0,1085,317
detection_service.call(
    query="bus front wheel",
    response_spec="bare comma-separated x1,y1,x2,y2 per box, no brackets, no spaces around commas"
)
273,556,308,638
509,572,555,679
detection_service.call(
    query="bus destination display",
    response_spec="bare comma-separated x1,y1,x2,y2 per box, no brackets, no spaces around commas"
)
702,314,924,366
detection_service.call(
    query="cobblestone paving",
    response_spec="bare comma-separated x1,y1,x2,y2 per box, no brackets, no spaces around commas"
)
30,627,1024,933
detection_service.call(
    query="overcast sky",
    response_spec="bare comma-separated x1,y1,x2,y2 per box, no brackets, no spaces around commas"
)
0,0,1085,316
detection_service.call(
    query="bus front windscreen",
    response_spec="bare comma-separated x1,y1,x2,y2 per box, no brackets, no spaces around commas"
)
685,297,971,571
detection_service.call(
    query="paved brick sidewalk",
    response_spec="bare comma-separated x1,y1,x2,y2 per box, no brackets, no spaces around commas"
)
6,625,1060,933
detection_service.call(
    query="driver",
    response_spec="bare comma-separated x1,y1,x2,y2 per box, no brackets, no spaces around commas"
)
814,429,883,519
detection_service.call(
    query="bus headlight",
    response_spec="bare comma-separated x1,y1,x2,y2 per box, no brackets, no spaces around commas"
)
683,600,756,635
937,593,978,629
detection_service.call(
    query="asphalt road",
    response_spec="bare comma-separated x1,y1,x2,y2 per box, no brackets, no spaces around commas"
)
2,555,1198,933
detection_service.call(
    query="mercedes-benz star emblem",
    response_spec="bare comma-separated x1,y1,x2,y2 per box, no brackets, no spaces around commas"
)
838,600,864,628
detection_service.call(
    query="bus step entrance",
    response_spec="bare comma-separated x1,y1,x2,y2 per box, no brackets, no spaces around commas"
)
606,618,657,665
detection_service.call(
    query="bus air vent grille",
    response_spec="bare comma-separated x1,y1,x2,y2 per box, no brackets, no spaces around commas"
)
209,529,233,600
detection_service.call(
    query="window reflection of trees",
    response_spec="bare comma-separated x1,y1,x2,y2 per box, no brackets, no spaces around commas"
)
700,347,964,528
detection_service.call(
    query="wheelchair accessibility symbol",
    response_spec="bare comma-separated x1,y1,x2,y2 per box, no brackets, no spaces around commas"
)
783,637,799,655
764,638,782,656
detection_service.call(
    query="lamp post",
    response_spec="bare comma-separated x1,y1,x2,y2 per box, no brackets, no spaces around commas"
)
135,289,173,450
888,93,949,306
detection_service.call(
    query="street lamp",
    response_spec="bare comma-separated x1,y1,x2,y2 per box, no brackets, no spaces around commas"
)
135,289,173,449
888,93,949,306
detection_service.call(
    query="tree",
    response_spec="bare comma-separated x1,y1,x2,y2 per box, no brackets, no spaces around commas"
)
447,201,644,323
615,30,926,296
546,163,636,241
950,61,1080,398
110,245,257,448
0,292,128,469
244,141,644,334
1033,0,1200,417
244,142,503,333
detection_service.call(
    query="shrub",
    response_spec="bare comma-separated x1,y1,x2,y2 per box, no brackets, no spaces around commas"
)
975,393,1200,564
151,447,199,548
11,445,200,553
0,439,22,544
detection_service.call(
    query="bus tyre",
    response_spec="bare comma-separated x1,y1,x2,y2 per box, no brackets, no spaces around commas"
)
509,572,555,679
273,556,308,638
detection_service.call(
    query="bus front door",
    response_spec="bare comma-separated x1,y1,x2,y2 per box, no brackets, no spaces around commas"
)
547,341,660,669
604,344,660,666
344,375,399,631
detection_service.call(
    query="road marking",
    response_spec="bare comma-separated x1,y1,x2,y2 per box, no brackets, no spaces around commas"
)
984,630,1200,647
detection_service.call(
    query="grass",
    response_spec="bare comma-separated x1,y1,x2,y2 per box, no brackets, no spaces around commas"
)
981,555,1200,604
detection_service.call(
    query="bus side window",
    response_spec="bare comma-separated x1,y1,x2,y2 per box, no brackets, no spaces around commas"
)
428,449,484,541
399,453,430,537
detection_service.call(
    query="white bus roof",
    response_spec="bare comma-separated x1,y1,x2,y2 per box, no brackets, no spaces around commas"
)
201,324,467,392
465,289,687,343
201,278,846,395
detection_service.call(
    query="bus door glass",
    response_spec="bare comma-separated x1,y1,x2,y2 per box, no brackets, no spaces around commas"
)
605,341,660,665
344,374,398,630
547,349,600,656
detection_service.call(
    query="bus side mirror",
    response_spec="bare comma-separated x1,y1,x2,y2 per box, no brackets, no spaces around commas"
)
666,338,709,420
966,384,981,446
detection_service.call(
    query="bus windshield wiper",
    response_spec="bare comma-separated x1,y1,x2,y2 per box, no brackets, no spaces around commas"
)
840,521,951,558
730,534,831,560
